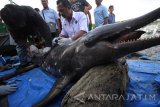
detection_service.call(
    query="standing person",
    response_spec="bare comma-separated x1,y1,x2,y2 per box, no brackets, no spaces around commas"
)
86,11,92,30
68,0,92,12
54,0,88,45
108,5,115,24
94,0,108,27
40,0,61,38
68,0,92,30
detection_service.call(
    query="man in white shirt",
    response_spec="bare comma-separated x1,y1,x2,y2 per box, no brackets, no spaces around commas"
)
40,0,61,38
55,0,88,45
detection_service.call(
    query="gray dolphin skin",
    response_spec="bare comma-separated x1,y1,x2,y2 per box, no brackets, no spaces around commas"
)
32,7,160,107
0,4,160,107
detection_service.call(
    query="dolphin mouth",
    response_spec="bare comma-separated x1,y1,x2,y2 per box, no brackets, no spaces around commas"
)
84,7,160,46
105,30,146,43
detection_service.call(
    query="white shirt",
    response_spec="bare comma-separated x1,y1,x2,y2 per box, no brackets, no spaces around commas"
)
60,11,88,38
40,7,59,24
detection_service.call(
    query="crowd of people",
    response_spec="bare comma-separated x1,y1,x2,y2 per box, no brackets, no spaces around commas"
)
0,0,116,96
41,0,115,33
37,0,116,45
38,0,116,38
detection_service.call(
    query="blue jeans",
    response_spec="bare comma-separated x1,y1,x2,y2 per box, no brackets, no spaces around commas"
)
16,44,28,66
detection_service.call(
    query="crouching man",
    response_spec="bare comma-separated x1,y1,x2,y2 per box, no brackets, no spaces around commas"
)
0,4,52,68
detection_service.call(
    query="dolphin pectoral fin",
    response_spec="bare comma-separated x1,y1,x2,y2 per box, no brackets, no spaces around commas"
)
32,73,75,107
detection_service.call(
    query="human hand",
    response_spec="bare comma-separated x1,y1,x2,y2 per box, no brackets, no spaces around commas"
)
28,45,39,57
0,84,17,95
29,45,39,54
42,47,51,54
29,45,51,57
58,38,72,45
52,37,63,45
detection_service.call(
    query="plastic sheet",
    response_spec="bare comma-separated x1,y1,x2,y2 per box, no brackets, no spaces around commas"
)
124,60,160,107
139,52,160,61
0,57,160,107
0,67,65,107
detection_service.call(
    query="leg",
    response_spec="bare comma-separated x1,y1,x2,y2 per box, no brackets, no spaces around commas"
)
16,41,28,66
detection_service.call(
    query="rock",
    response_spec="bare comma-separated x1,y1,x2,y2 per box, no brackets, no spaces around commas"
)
62,62,128,107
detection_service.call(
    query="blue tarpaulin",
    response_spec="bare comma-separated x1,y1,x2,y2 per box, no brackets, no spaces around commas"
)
139,52,160,61
0,67,66,107
124,60,160,107
0,57,160,107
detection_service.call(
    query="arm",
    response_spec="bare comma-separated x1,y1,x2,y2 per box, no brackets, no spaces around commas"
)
87,11,92,30
113,14,116,23
71,12,88,41
71,30,86,41
59,24,68,38
56,19,61,34
53,10,61,34
88,11,92,25
56,13,88,45
56,30,86,45
103,6,109,25
104,17,108,25
0,84,17,95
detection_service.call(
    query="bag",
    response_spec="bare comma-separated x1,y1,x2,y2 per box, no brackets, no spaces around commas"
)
47,22,57,33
